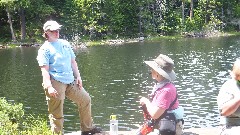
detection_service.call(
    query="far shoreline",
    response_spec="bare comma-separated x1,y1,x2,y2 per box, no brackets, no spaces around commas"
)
0,31,239,49
82,31,239,47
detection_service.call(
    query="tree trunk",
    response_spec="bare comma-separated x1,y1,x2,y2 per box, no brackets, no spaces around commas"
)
19,7,26,40
190,0,193,20
182,0,185,25
6,6,16,42
205,0,209,24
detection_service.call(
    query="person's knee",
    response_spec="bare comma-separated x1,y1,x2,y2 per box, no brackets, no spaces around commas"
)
81,88,92,104
82,94,91,106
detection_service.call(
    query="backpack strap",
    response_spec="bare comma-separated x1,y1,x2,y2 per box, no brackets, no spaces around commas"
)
167,93,178,111
157,93,178,120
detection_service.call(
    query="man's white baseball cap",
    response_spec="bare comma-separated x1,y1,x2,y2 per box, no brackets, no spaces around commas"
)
43,20,62,32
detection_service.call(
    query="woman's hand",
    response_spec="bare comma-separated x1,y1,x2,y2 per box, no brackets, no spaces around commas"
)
140,97,150,105
140,97,165,119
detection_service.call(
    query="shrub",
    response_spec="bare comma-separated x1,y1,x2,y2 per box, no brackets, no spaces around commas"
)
0,98,52,135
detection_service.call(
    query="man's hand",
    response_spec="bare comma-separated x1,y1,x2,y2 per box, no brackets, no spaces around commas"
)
76,77,82,89
48,87,58,98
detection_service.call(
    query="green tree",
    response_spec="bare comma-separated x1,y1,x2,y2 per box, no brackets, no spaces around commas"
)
0,0,17,41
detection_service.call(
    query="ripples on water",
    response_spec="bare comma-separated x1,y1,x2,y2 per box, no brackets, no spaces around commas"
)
1,36,240,133
173,40,240,129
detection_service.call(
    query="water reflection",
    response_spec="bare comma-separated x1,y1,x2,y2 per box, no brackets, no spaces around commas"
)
0,36,240,133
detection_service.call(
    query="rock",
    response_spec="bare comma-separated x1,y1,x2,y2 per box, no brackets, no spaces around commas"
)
65,127,220,135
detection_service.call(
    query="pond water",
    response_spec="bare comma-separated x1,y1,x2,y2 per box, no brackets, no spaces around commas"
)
1,36,240,133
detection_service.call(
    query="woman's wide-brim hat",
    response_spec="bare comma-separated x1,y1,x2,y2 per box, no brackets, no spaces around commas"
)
144,54,176,81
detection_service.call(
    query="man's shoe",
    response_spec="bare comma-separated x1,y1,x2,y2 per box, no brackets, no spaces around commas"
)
81,127,102,135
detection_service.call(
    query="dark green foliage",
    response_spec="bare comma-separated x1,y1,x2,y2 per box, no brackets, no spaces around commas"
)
0,0,240,42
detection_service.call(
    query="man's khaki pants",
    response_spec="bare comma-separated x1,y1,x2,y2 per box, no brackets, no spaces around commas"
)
44,79,93,134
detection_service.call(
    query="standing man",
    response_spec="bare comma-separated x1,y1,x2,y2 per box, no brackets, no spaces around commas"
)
217,59,240,135
37,20,101,135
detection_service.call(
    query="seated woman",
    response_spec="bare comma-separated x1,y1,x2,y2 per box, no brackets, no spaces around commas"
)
217,59,240,135
137,54,184,135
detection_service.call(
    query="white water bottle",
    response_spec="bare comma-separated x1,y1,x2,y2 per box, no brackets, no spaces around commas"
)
110,115,118,135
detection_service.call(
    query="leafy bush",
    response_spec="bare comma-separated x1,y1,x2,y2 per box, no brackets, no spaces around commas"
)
0,111,19,135
20,115,52,135
0,98,52,135
0,98,24,124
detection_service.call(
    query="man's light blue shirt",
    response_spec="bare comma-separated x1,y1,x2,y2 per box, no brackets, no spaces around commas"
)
37,39,76,84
